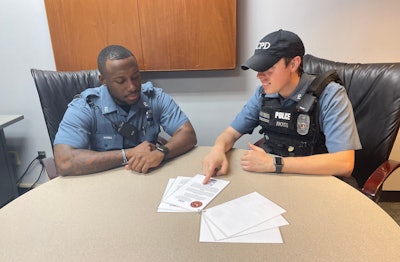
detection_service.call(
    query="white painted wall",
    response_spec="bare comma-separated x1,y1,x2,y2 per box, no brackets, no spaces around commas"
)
1,0,400,186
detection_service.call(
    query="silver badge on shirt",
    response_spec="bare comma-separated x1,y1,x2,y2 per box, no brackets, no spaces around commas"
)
297,114,310,135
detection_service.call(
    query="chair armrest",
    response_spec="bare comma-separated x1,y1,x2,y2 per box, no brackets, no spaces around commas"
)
41,157,59,180
254,137,265,147
361,159,400,202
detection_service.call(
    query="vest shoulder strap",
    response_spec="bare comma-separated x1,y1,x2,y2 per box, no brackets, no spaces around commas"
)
307,70,342,97
296,70,342,113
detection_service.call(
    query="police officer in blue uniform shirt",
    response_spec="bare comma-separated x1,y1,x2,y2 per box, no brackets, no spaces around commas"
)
202,29,361,185
54,45,197,176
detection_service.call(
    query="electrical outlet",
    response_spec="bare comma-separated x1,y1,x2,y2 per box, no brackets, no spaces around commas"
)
37,151,46,159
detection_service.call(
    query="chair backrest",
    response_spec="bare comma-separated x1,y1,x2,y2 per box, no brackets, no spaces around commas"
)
31,69,101,145
303,54,400,187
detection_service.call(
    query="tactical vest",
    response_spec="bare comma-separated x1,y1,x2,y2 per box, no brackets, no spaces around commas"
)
258,70,341,157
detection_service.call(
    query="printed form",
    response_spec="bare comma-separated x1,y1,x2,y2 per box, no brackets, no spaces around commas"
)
157,176,289,243
200,192,289,243
157,177,192,212
160,174,230,212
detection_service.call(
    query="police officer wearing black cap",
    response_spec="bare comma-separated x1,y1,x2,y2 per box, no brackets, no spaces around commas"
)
202,29,361,185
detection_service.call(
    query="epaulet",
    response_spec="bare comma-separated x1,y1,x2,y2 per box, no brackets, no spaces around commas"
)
142,81,155,98
80,89,100,108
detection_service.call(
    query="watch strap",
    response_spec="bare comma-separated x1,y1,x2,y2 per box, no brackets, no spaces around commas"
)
274,156,283,173
156,144,169,161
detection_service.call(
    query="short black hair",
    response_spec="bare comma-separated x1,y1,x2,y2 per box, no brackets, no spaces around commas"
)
97,45,136,75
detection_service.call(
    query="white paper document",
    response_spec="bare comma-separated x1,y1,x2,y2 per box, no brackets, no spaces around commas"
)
161,174,230,212
199,192,288,243
199,215,286,243
157,177,192,212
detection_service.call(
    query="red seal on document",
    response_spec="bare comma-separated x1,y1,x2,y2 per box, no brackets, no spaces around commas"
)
190,201,203,208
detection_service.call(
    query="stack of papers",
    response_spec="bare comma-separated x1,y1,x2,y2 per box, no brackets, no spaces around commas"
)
158,174,230,212
157,175,288,243
199,192,288,243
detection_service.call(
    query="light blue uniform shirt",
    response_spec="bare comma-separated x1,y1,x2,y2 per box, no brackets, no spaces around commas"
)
231,73,362,153
54,81,189,151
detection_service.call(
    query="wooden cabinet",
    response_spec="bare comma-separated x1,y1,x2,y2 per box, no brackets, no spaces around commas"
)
44,0,236,71
44,0,143,71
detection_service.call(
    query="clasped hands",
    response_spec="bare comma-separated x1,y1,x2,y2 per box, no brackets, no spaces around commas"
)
123,141,164,173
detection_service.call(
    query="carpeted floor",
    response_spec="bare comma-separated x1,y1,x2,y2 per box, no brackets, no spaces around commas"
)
378,202,400,225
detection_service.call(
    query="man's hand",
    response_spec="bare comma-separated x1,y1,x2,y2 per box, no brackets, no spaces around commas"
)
240,143,274,173
124,141,163,173
202,149,229,184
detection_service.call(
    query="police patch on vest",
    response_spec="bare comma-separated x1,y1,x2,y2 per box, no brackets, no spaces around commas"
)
275,111,291,120
276,121,289,128
297,114,310,135
274,111,291,129
259,111,270,124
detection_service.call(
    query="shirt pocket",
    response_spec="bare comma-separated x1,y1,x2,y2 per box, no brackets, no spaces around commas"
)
91,133,122,151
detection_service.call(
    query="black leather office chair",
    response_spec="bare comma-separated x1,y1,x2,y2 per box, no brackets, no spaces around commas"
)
304,54,400,202
31,69,102,179
31,69,102,145
31,69,167,179
258,54,400,202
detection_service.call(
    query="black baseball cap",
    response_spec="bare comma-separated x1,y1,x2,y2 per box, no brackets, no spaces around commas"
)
241,29,305,72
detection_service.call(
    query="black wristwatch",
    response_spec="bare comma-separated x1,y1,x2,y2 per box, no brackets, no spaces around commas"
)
274,156,283,173
156,144,169,161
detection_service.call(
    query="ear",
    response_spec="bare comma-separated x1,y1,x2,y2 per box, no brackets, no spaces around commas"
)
99,74,106,86
291,56,301,71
